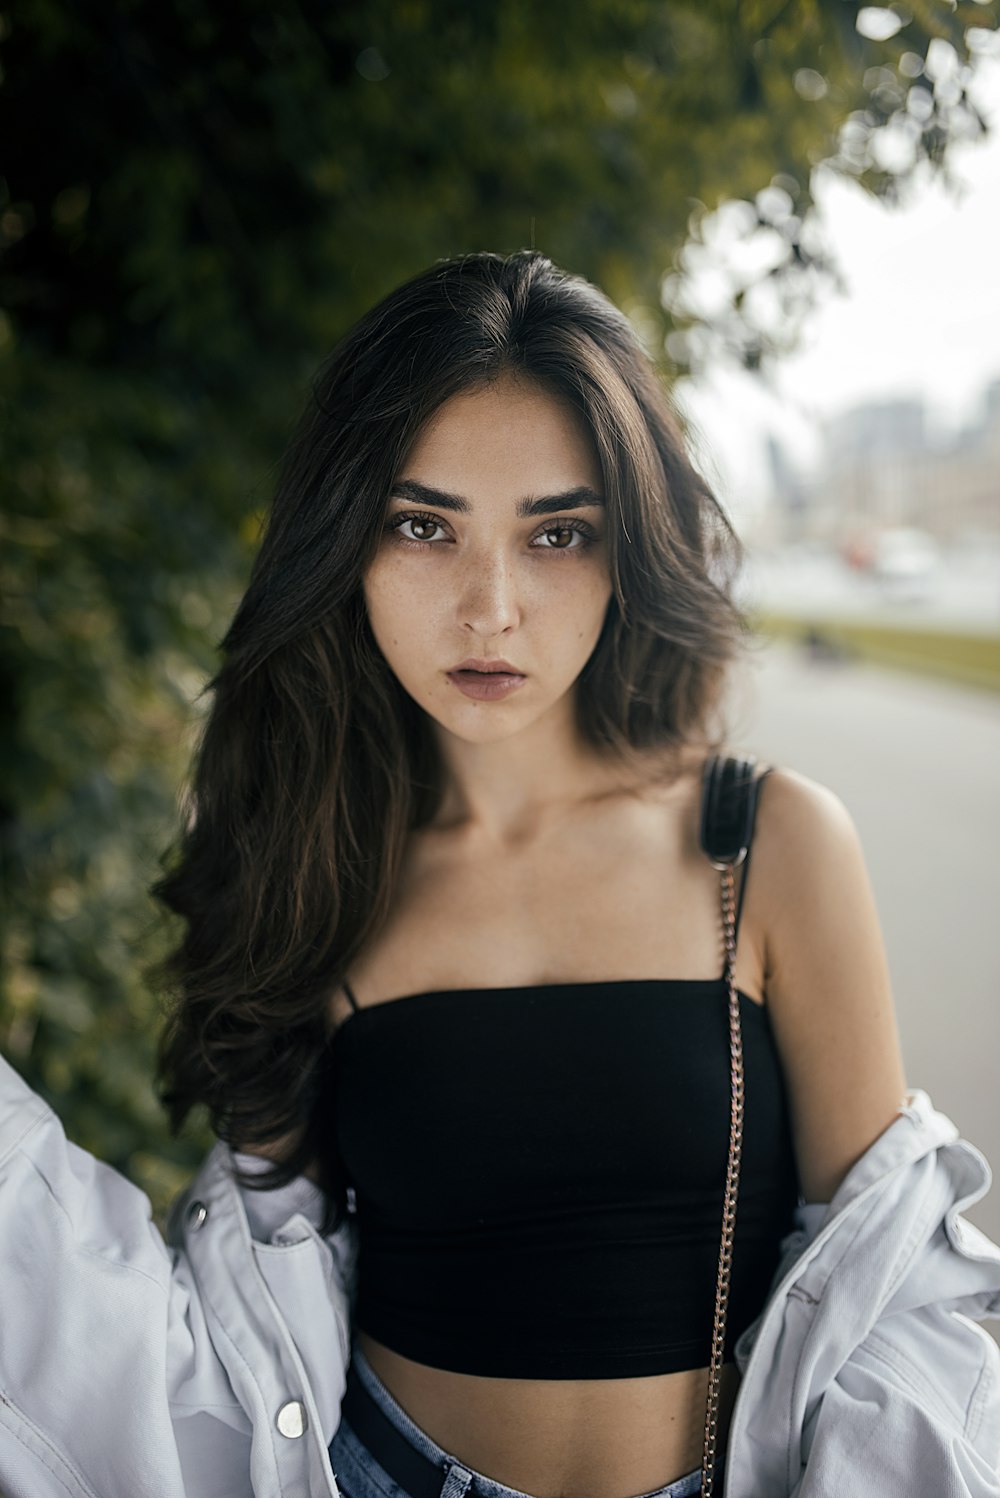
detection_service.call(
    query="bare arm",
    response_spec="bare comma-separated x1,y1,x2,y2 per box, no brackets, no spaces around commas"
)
752,768,908,1205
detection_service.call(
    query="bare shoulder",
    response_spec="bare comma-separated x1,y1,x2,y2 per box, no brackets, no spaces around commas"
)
749,763,877,921
754,763,853,845
751,765,909,1205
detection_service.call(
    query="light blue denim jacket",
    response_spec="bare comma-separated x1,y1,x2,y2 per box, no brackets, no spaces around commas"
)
1,1051,998,1497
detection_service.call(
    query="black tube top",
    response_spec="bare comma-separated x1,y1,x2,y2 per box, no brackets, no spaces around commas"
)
331,978,800,1378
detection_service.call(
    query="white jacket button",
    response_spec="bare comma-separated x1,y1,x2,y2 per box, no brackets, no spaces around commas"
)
187,1200,209,1230
276,1400,308,1438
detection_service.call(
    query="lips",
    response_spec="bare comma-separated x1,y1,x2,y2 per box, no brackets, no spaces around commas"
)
446,660,528,701
450,658,523,674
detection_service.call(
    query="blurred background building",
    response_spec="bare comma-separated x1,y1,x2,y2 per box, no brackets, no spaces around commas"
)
765,376,1000,547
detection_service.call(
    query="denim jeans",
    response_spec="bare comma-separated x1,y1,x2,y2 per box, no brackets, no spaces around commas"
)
329,1343,711,1498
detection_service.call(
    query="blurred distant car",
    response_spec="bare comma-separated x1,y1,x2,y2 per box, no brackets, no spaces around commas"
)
870,527,942,602
842,535,876,571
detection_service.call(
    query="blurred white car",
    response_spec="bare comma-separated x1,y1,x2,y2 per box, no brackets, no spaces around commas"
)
870,527,942,602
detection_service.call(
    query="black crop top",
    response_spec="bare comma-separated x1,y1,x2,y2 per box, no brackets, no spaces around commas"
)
332,977,798,1378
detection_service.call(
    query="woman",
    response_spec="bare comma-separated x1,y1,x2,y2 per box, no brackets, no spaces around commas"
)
149,248,910,1498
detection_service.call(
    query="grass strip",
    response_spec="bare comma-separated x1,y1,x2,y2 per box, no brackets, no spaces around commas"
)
749,614,1000,695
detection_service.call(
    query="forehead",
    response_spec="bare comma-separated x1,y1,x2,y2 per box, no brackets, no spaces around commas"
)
400,376,602,497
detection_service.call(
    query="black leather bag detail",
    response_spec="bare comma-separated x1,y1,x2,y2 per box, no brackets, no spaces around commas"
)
699,752,767,867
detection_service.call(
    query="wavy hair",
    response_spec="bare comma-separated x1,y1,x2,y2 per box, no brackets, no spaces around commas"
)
149,250,750,1233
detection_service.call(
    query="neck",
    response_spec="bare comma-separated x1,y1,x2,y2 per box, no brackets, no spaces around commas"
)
428,697,665,849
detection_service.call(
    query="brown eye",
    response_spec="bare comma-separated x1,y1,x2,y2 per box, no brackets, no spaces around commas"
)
532,520,595,552
388,513,449,545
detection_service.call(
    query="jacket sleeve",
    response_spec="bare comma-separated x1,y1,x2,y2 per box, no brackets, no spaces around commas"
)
0,1052,202,1497
0,1052,355,1498
794,1301,1000,1496
726,1094,1000,1497
795,1152,1000,1496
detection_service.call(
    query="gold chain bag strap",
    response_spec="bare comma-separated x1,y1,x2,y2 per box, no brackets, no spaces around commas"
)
697,753,770,1495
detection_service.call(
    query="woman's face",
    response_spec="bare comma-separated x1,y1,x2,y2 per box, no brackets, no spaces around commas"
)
362,374,613,746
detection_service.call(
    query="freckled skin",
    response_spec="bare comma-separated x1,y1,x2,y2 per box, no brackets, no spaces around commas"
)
362,376,613,750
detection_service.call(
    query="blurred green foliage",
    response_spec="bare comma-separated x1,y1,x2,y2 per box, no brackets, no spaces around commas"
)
1,0,997,1225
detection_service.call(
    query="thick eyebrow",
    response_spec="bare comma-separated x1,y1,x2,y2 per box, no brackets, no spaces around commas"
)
389,478,605,518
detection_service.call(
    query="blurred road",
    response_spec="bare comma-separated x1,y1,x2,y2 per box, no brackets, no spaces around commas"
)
731,637,1000,1260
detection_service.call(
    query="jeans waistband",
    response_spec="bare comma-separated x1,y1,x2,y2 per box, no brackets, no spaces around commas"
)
335,1344,710,1498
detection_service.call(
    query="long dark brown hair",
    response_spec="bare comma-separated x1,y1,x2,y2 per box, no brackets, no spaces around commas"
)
150,250,750,1233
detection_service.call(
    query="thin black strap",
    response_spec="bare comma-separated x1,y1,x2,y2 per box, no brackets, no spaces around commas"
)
342,978,360,1012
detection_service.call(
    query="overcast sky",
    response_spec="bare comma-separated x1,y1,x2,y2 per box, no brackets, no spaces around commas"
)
674,53,1000,529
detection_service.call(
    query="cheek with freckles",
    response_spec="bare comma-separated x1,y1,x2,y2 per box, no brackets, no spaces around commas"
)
363,558,612,742
367,546,606,665
362,565,445,714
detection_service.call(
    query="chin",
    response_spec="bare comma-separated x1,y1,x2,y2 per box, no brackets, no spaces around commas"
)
434,708,539,745
399,669,579,744
407,685,539,742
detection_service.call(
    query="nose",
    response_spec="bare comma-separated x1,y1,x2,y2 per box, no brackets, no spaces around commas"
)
457,547,520,637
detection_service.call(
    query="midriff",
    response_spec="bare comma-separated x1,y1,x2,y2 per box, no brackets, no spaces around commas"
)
357,1329,740,1498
